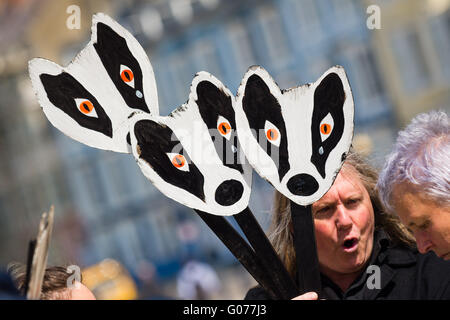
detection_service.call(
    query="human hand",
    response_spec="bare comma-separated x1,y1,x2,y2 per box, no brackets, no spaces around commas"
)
291,292,318,300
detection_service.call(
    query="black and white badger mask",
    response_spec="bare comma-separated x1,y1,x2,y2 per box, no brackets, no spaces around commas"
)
129,72,252,216
235,66,354,205
29,13,159,153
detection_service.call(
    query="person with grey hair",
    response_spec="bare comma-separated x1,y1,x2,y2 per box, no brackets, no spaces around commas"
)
377,110,450,260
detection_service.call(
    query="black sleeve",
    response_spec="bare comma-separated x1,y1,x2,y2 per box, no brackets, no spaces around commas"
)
244,285,273,300
439,282,450,299
416,252,450,299
0,271,24,299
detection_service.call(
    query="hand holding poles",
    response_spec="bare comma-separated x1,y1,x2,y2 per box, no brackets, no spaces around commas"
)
195,208,299,300
197,204,322,299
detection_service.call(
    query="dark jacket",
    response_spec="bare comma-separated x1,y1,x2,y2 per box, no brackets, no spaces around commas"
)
244,229,450,300
0,270,24,300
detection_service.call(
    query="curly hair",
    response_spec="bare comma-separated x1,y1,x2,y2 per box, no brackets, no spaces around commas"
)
268,150,415,278
377,110,449,213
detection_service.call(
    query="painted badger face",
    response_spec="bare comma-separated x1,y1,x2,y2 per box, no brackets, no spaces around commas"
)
235,66,354,205
130,72,252,215
29,13,159,153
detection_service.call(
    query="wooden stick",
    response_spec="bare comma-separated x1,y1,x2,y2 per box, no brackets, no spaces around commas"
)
24,240,36,297
290,201,321,295
234,207,299,299
27,206,55,300
194,209,280,299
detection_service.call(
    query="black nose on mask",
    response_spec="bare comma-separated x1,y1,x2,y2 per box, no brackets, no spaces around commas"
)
215,180,244,206
287,174,319,196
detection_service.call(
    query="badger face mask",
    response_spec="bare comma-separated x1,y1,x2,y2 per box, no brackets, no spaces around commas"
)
235,66,354,205
29,13,159,153
129,72,252,216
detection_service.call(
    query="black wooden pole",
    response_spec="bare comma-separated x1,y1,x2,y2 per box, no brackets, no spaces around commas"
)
290,201,321,295
194,209,280,299
24,239,36,297
234,207,299,299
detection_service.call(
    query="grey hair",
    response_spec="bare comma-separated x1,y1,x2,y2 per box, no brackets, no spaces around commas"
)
377,110,450,213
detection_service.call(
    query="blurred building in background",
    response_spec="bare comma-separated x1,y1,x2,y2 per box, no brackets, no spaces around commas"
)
368,0,450,125
0,0,449,299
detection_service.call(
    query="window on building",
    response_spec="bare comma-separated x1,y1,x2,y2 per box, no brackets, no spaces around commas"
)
289,0,323,40
150,57,169,115
257,5,291,68
337,41,389,122
191,38,224,81
390,26,431,93
91,231,115,261
330,0,359,23
40,168,68,213
114,220,145,269
428,9,450,82
352,48,383,100
73,159,105,218
166,49,196,111
21,177,47,220
53,165,71,209
99,153,131,207
122,155,156,200
135,215,158,260
226,20,256,76
145,208,181,260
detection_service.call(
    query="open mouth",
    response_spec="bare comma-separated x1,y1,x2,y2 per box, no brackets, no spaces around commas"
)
342,238,358,251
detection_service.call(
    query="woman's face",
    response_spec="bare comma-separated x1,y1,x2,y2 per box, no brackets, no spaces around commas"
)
312,167,375,278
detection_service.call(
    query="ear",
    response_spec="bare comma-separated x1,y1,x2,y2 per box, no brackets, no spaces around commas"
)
235,66,290,182
129,113,206,204
190,71,235,130
237,66,283,115
313,66,349,114
236,66,285,136
29,58,117,151
92,13,159,115
189,72,247,174
310,66,354,178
